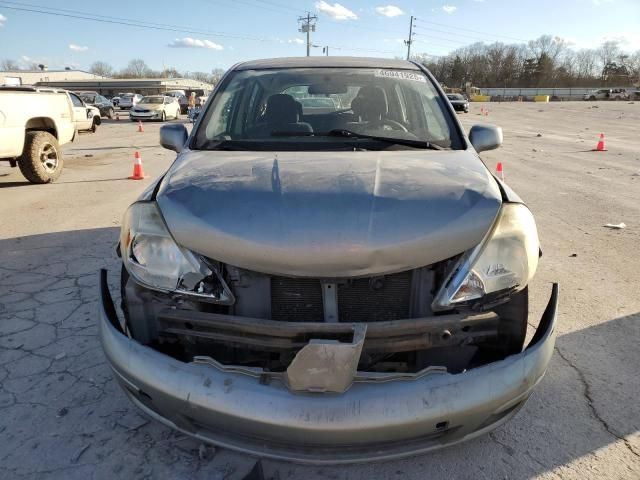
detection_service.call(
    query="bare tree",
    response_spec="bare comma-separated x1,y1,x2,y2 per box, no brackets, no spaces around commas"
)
89,61,113,77
598,41,620,73
120,59,151,78
1,58,19,70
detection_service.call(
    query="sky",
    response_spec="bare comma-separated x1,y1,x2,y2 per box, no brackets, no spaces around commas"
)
0,0,639,72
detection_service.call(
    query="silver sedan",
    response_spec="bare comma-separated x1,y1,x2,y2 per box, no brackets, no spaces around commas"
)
100,56,558,463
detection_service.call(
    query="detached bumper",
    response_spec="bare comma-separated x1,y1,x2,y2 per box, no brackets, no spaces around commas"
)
99,270,558,464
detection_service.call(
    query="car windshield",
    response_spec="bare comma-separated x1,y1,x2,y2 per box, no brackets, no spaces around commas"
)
80,95,96,103
139,97,163,104
192,67,462,151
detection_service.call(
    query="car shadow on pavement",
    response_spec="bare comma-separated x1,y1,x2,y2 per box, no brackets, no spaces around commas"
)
0,228,638,479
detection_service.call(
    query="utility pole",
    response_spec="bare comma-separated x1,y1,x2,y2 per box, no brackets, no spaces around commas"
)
404,15,416,60
298,12,318,57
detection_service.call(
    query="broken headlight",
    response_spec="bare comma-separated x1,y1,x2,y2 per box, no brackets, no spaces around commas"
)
432,203,539,310
120,201,234,304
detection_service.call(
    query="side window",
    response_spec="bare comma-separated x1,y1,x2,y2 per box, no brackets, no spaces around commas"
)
400,84,448,142
205,81,243,139
69,93,84,107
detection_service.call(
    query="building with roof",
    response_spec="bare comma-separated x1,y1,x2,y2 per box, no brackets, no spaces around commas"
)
31,77,214,97
0,69,107,86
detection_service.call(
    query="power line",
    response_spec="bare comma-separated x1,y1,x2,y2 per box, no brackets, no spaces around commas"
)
0,1,403,58
413,25,494,44
253,0,306,13
209,0,292,15
0,1,271,42
414,18,528,43
413,33,471,46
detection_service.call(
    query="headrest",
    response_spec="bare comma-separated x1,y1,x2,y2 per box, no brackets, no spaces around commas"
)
265,94,299,124
351,86,388,121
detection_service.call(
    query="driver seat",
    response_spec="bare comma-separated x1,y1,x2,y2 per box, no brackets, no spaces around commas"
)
249,94,313,137
347,86,388,129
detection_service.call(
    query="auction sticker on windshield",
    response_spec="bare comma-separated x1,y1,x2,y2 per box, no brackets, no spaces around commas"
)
375,70,427,83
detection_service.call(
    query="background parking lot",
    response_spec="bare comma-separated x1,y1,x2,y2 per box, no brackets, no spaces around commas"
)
1,103,639,479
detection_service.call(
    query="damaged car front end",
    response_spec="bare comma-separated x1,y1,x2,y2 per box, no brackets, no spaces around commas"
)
99,57,558,463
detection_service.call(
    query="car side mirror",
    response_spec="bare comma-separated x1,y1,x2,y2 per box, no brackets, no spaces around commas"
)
469,124,503,153
160,123,188,153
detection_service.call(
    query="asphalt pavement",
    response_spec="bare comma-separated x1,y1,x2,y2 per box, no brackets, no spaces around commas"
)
0,103,639,479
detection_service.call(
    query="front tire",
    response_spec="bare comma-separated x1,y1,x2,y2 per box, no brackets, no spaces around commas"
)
90,119,98,133
106,107,114,119
18,131,63,184
160,111,166,122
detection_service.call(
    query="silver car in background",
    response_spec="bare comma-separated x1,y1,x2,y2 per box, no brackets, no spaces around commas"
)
99,57,558,463
118,93,143,109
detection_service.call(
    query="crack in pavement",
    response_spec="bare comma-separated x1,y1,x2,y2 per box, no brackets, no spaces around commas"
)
555,346,640,458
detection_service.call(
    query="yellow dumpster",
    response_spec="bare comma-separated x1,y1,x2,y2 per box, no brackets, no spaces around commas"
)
470,95,491,102
534,95,550,103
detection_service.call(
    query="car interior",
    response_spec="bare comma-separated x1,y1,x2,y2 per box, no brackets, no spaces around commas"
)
201,68,457,147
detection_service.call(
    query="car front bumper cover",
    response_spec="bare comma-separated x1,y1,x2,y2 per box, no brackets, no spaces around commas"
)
99,270,558,464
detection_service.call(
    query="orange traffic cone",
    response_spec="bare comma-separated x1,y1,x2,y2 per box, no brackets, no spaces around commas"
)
593,133,606,151
480,107,485,115
495,162,504,181
137,121,144,133
484,108,489,116
128,151,147,180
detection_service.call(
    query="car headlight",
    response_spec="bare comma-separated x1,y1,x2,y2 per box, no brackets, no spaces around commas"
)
120,201,234,304
432,203,539,310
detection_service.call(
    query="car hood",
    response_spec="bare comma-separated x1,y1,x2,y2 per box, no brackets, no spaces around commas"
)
134,104,162,110
156,150,502,277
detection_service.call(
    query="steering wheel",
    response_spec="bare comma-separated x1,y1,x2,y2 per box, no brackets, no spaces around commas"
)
380,119,408,132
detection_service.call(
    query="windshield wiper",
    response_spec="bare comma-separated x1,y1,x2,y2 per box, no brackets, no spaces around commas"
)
202,140,250,151
325,129,443,150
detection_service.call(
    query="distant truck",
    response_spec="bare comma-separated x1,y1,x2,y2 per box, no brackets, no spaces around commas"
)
0,86,99,183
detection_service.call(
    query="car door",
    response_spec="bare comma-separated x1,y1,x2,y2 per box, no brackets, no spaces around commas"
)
168,97,179,117
69,92,91,129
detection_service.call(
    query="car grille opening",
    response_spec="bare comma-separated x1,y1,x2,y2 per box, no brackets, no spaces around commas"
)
270,271,412,322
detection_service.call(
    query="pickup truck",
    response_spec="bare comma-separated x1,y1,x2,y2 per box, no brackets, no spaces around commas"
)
0,86,100,183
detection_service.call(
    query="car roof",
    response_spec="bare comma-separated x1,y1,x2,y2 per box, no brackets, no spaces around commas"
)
235,56,421,71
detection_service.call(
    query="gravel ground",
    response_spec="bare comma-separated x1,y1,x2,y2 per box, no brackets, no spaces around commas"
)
1,102,639,479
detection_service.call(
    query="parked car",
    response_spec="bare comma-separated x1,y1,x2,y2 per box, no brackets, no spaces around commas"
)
67,91,101,132
163,90,186,99
446,93,469,112
78,92,115,119
111,93,125,107
0,85,77,182
582,88,628,101
118,93,143,109
100,57,558,463
610,88,629,100
129,95,180,121
297,96,338,114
